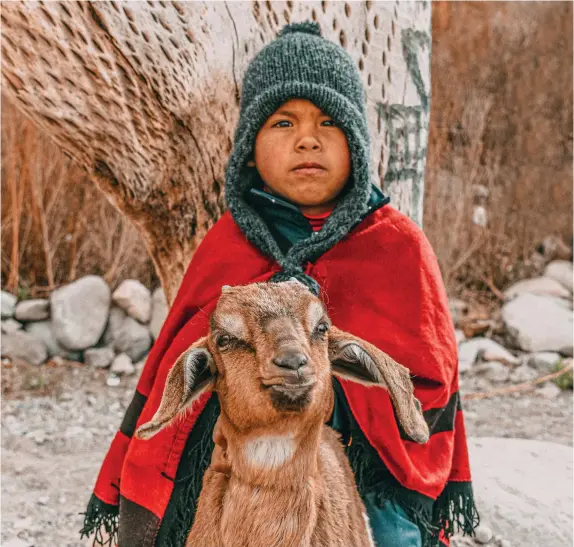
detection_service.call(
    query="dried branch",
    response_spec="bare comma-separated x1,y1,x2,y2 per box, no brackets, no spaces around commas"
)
463,361,573,401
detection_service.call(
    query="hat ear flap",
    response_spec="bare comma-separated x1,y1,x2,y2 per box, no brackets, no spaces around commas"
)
328,326,429,444
136,337,215,440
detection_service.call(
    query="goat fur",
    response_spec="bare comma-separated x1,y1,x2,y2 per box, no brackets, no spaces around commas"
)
136,282,428,547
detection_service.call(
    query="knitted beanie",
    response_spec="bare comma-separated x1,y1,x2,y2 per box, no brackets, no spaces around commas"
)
225,22,372,294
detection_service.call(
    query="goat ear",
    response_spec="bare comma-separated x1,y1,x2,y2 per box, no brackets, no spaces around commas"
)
328,326,429,444
135,337,215,440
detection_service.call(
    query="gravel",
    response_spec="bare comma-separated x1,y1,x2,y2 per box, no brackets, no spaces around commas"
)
1,359,572,546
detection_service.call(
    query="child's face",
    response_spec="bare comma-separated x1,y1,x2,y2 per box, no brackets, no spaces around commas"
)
252,99,351,215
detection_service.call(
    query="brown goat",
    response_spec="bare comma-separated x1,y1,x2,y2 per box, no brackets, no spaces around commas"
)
136,281,429,547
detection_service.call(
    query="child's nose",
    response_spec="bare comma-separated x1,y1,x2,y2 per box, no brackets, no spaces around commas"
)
296,134,321,151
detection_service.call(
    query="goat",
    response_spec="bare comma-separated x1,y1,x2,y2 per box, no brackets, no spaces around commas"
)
136,281,429,547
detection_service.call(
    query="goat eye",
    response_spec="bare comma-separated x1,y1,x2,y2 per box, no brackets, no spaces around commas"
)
216,334,232,348
315,322,329,335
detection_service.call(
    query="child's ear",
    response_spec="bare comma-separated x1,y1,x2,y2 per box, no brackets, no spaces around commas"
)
328,326,429,444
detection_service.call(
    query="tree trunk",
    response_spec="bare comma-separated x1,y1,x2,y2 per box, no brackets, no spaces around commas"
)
1,1,430,304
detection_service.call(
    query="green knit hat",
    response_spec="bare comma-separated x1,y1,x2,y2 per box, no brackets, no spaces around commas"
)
225,22,373,293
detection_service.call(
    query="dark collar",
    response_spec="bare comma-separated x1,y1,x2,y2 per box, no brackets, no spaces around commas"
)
245,185,390,253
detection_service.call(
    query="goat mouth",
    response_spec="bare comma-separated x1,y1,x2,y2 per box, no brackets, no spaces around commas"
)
260,375,316,389
261,380,315,412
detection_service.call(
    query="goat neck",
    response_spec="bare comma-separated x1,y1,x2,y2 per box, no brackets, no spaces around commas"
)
218,409,326,488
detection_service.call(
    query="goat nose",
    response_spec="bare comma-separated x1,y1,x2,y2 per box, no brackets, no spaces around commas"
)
273,352,308,370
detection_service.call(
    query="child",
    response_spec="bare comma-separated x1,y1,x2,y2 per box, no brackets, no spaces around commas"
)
82,22,478,547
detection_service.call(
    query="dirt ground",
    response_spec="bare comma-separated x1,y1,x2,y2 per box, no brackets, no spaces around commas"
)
1,359,572,546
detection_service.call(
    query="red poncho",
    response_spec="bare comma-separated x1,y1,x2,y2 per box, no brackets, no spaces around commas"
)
83,205,477,546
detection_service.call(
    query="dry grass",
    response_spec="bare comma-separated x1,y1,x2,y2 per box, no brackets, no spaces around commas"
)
425,2,573,299
1,96,157,298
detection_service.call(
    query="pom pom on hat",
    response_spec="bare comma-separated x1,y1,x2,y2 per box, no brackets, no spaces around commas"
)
278,21,322,38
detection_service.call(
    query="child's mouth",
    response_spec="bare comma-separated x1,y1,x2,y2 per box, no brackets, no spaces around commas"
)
292,163,326,176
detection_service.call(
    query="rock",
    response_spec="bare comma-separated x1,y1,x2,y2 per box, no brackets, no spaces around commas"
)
448,298,468,327
468,437,572,547
502,294,573,352
455,329,466,345
459,338,519,372
535,383,562,399
1,330,47,366
37,495,49,505
526,351,562,374
472,205,488,227
48,356,66,367
544,260,573,292
14,298,50,321
113,317,152,361
51,275,111,350
103,306,127,347
473,361,510,383
1,290,17,319
1,318,23,334
474,525,493,544
112,279,152,323
509,365,538,383
559,345,573,357
84,347,115,369
504,277,570,300
110,353,135,375
24,320,65,358
106,375,121,387
149,287,168,339
499,540,512,547
25,429,47,444
539,235,572,262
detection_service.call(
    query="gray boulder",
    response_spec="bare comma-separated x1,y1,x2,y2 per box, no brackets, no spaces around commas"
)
113,317,152,361
1,330,47,366
103,306,127,347
504,277,570,300
1,291,17,319
84,347,115,369
509,365,539,383
526,352,562,374
24,320,83,361
149,287,168,340
502,294,573,352
112,279,152,323
473,361,510,383
544,260,573,292
469,437,572,547
51,275,111,350
25,320,63,358
459,337,519,373
1,319,22,334
15,299,50,321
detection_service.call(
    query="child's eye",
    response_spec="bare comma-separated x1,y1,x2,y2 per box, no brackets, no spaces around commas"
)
272,120,292,128
321,119,337,127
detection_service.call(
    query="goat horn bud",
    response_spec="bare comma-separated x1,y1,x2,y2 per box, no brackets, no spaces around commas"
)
221,285,232,293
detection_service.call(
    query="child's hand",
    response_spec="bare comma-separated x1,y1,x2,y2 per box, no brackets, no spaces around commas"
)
211,417,231,476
